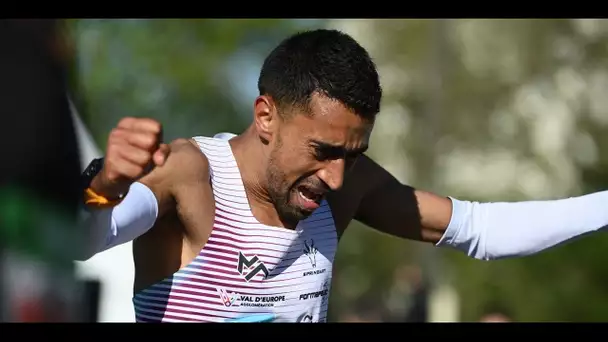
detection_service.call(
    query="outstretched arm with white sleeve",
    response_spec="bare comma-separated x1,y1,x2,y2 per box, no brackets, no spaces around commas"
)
351,155,608,260
436,192,608,260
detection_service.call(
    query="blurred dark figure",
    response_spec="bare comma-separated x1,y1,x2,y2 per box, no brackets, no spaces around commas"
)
0,19,81,212
0,19,83,322
382,264,428,322
404,282,428,322
402,266,428,322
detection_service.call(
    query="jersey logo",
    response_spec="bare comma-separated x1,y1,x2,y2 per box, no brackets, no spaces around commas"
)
237,251,269,282
296,311,314,323
216,288,238,307
303,239,318,268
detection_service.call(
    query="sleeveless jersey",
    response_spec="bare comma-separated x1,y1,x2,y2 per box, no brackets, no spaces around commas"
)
132,134,338,322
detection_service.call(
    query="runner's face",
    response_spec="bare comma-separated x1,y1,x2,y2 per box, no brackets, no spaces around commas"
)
265,93,373,225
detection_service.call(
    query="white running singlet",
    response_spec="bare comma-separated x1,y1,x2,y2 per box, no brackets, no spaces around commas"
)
132,134,338,322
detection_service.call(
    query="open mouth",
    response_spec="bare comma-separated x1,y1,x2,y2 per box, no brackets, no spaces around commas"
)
297,185,323,204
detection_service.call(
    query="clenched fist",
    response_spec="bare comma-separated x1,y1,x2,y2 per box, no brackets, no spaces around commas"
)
91,117,170,199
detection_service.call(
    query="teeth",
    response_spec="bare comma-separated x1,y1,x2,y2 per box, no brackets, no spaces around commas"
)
298,190,315,202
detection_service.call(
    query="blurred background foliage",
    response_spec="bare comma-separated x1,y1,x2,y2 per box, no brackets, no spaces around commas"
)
70,18,608,322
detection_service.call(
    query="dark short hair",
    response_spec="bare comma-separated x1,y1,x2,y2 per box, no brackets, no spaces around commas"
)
257,29,382,120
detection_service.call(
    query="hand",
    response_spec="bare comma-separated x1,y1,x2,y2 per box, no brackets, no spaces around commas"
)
90,117,170,199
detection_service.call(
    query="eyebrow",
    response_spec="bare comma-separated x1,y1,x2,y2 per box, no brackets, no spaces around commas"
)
310,140,369,156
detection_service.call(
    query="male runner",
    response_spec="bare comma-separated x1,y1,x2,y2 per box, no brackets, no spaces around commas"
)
78,29,608,323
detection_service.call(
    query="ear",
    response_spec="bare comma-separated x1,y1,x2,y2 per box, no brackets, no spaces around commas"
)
253,95,279,144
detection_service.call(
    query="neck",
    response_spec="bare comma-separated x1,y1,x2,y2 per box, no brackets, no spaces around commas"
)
229,127,285,228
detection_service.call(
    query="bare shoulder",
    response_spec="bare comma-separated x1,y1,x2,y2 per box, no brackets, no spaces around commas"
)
132,138,216,290
137,138,210,216
143,138,209,182
169,138,210,176
166,138,216,247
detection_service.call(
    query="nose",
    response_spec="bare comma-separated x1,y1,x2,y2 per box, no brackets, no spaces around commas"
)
316,159,345,191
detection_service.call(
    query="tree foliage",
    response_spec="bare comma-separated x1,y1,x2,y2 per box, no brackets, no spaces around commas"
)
69,19,313,146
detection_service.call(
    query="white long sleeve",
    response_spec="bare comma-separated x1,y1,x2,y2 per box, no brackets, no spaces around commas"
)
436,191,608,260
75,182,158,261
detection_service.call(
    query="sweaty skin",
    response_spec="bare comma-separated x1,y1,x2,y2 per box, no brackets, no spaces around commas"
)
128,93,451,293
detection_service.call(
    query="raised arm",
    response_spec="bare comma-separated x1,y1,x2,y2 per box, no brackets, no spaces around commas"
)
76,117,176,260
351,155,608,260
